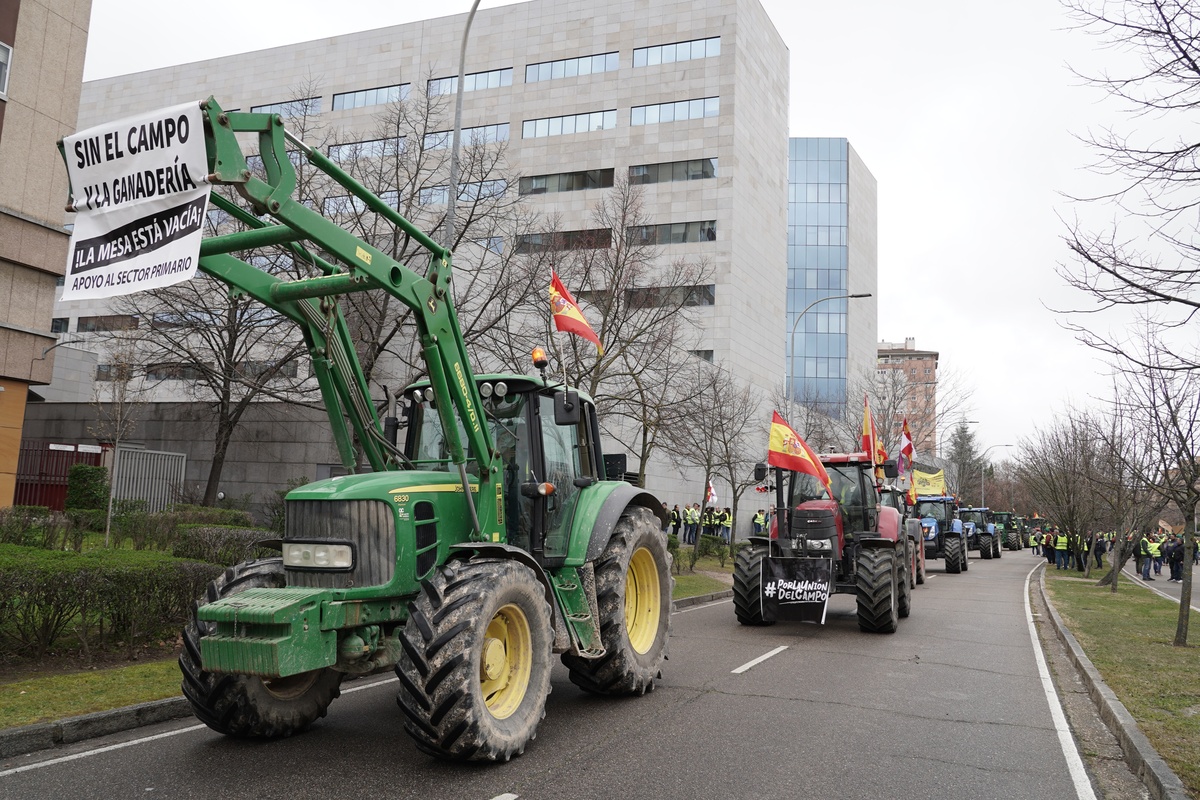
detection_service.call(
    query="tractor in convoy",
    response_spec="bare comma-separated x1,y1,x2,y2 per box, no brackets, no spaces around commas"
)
915,495,969,573
960,507,1000,560
734,453,914,633
60,99,672,761
881,484,925,585
992,511,1024,551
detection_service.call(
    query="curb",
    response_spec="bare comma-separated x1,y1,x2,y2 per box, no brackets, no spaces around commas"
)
0,697,194,760
1038,569,1191,800
672,588,733,610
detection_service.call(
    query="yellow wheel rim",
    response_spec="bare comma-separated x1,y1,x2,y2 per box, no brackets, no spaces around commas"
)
479,603,532,720
625,547,661,654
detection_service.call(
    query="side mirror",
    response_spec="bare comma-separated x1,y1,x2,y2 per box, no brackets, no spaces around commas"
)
754,462,768,482
604,453,627,481
554,390,580,426
882,459,899,479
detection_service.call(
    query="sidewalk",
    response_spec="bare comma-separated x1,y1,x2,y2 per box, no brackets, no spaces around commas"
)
1120,563,1200,613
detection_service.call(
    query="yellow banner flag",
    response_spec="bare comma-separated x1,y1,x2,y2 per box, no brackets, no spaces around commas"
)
912,469,946,495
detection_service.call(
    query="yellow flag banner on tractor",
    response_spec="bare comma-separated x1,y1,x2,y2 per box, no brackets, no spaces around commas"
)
912,469,946,495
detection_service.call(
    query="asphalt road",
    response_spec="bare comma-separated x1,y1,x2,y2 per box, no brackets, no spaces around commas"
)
0,550,1094,800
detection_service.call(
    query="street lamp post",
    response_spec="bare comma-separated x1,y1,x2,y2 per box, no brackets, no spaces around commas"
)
979,443,1012,506
444,0,483,249
786,292,871,423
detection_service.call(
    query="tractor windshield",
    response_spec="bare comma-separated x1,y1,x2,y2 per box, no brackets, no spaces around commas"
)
961,511,985,527
789,471,831,504
916,501,948,522
409,391,529,473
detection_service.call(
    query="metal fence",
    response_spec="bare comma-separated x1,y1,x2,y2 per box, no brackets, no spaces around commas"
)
15,440,104,510
112,447,187,513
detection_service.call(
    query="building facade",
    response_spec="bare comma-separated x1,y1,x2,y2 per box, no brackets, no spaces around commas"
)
785,137,877,415
40,0,790,513
876,337,939,455
0,0,91,506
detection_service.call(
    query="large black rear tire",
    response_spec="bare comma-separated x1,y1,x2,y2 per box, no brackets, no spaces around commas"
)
993,533,1002,559
179,558,343,739
962,537,970,571
396,558,553,762
733,544,774,626
561,506,672,696
897,545,912,619
944,536,963,574
981,535,993,560
856,548,899,633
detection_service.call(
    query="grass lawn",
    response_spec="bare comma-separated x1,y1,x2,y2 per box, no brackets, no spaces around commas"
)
0,658,181,730
673,573,729,599
1044,571,1199,797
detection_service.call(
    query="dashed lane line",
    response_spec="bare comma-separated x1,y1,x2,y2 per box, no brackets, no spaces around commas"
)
731,645,788,674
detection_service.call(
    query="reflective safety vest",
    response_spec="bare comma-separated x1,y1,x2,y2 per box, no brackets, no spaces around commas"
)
1055,534,1069,550
1029,534,1037,546
687,508,699,524
753,512,765,526
1148,541,1162,557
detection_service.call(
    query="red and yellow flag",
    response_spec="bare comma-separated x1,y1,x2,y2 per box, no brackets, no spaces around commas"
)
899,417,914,473
550,270,603,354
768,411,831,493
860,394,877,461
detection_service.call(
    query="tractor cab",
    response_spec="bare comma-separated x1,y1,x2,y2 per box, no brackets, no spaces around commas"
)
403,374,604,566
771,453,883,564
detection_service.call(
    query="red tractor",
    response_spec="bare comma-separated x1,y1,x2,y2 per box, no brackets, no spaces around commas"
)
734,453,915,633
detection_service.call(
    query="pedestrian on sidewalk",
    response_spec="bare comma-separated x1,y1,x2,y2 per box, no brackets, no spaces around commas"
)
670,504,681,539
1054,527,1070,570
1149,534,1163,577
1045,530,1057,566
1139,532,1155,581
1166,535,1184,582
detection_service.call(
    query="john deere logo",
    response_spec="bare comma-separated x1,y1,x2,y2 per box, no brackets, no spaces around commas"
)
427,295,437,313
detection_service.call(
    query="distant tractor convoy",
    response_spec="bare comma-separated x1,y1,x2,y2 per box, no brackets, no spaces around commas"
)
58,100,1031,762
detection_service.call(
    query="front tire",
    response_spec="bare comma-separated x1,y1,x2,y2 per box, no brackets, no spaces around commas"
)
945,536,963,574
897,545,912,619
981,535,993,560
396,558,553,762
993,534,1002,559
733,545,774,626
179,559,343,739
561,506,672,696
856,548,899,633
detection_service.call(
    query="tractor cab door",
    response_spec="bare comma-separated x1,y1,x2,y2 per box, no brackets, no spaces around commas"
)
858,467,878,532
527,391,597,563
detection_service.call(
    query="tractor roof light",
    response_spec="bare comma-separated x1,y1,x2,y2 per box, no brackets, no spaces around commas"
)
494,381,508,398
532,347,549,370
480,382,493,398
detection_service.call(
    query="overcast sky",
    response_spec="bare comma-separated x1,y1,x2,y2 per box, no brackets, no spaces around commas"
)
82,0,1132,460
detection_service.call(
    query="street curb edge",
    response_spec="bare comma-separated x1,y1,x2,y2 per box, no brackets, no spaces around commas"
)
0,697,194,760
672,588,733,610
1038,568,1190,800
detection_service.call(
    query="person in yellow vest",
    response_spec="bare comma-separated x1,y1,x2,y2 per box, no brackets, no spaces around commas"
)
1055,527,1070,570
1030,530,1040,555
753,509,765,535
1148,534,1163,577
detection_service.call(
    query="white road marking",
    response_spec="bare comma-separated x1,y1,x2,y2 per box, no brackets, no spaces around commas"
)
0,676,399,778
673,597,732,614
731,645,787,674
925,573,936,580
1025,562,1097,800
489,794,520,800
0,724,208,778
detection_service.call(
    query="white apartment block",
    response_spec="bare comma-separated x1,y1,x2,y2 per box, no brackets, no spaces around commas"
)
41,0,790,510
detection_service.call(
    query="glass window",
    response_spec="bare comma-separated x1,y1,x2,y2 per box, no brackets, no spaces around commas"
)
0,42,11,95
633,37,721,68
250,97,323,117
50,317,69,333
526,53,618,83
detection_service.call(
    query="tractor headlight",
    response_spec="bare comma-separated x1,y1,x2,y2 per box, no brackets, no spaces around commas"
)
806,539,832,551
283,540,355,571
922,526,936,540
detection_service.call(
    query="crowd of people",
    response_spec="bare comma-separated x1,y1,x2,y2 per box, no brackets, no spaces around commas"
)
1027,525,1195,582
660,504,774,544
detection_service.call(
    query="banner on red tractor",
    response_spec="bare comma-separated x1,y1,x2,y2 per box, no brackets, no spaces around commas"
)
760,557,833,624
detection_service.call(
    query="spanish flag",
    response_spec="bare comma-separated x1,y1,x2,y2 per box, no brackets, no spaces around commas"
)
767,411,831,494
860,394,878,461
550,270,603,354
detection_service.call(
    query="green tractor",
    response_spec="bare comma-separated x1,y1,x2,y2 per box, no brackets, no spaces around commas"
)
60,99,672,761
992,511,1023,551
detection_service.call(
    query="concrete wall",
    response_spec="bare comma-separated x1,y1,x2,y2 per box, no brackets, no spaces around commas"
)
846,143,879,396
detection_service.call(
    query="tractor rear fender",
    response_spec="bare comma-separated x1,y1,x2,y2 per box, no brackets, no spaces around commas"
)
581,482,666,563
447,543,556,622
876,506,901,542
904,518,923,542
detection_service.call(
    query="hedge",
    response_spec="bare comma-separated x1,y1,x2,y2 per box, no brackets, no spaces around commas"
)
170,525,277,567
65,464,108,510
0,544,222,657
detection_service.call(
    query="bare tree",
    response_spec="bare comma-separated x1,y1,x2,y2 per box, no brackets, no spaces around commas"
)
1058,1,1200,369
88,344,142,546
546,176,715,482
1016,411,1105,549
843,366,974,459
1107,329,1197,645
664,361,764,546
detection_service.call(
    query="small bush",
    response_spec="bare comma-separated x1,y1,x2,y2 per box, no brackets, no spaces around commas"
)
66,464,108,510
697,534,725,558
0,544,221,657
164,504,255,528
170,525,276,567
67,508,107,534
